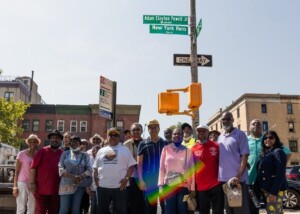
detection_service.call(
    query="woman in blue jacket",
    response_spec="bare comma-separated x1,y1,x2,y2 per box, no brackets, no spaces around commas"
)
256,130,288,214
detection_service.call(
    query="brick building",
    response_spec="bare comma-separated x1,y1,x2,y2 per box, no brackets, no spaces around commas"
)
207,93,300,165
22,104,141,146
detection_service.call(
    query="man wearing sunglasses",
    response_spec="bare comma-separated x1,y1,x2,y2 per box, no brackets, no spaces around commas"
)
93,127,136,214
124,123,144,214
218,112,250,214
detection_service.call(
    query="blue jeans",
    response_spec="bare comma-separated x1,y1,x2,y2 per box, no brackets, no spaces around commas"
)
96,187,128,214
164,187,189,214
59,187,85,214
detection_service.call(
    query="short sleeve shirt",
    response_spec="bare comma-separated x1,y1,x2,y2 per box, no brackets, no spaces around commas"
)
137,137,166,186
31,146,63,195
218,128,250,183
17,150,33,182
93,144,136,188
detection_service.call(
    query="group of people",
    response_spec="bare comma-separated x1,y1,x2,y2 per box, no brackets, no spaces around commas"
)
12,111,289,214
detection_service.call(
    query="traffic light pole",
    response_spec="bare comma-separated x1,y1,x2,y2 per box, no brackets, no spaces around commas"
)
190,0,199,129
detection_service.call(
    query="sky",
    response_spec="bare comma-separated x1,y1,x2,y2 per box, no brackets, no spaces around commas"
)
1,0,299,137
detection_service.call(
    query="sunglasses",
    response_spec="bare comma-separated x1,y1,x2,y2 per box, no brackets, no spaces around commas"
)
131,128,141,132
109,134,120,138
264,136,275,140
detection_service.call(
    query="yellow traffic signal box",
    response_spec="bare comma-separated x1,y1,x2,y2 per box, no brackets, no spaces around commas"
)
158,92,179,113
188,83,202,110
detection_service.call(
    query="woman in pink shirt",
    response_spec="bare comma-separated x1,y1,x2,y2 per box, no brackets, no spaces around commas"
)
158,128,195,214
13,134,40,214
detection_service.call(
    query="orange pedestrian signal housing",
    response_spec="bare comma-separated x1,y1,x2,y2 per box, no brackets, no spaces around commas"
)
158,92,179,113
187,83,202,110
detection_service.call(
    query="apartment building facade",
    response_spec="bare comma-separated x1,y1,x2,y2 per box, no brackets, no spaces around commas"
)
207,93,300,165
22,104,141,146
0,76,42,104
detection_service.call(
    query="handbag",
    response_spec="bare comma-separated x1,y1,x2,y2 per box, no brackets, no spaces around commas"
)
59,184,76,195
222,180,242,207
166,171,184,186
183,194,197,211
76,153,93,187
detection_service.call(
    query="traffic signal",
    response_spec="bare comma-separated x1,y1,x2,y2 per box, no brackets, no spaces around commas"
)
158,92,179,113
187,83,202,110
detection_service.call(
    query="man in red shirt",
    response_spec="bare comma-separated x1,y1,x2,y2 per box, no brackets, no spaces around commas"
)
192,124,224,214
30,130,64,214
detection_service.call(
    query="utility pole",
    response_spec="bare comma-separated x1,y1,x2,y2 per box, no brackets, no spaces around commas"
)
190,0,199,129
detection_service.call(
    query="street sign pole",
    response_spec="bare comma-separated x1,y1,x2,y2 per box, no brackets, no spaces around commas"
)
190,0,199,130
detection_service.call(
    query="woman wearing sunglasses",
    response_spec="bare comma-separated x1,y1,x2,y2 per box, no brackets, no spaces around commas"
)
255,130,288,214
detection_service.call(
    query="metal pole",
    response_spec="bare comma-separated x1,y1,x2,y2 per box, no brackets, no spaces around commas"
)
190,0,199,129
112,81,117,127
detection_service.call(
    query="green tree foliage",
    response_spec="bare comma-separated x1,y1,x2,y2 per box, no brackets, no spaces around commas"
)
0,98,30,147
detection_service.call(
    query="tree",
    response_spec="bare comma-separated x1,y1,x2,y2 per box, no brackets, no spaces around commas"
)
168,122,183,130
0,98,30,147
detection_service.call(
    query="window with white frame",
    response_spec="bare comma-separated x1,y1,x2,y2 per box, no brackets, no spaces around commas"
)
4,92,14,101
116,120,124,132
57,120,64,133
80,121,87,132
32,120,40,132
70,120,77,132
22,120,30,131
45,120,53,132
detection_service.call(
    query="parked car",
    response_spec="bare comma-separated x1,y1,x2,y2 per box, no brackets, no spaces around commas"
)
283,179,300,209
0,164,16,214
286,165,300,181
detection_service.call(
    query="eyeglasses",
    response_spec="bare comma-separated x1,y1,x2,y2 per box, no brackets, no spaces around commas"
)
93,138,101,141
131,128,141,132
221,118,232,121
109,134,120,138
264,136,275,140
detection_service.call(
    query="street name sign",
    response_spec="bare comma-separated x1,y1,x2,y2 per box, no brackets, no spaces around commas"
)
196,19,202,38
173,54,213,67
99,76,114,119
150,24,188,35
143,15,188,25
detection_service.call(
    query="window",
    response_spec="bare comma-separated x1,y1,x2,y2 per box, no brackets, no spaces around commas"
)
215,124,218,131
4,92,14,101
80,121,87,132
45,120,53,132
116,121,124,132
70,120,77,132
237,108,240,118
22,120,30,131
289,122,295,132
106,121,113,130
32,120,40,132
57,120,64,133
262,121,268,132
261,104,267,113
289,140,298,152
287,104,293,114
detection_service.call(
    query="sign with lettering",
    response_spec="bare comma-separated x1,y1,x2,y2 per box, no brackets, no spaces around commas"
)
143,15,188,25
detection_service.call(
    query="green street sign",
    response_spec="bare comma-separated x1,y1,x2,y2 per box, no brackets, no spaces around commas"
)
196,19,202,37
150,25,188,35
143,15,188,25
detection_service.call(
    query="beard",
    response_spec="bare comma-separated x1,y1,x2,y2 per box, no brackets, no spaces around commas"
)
50,144,60,149
223,125,232,132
